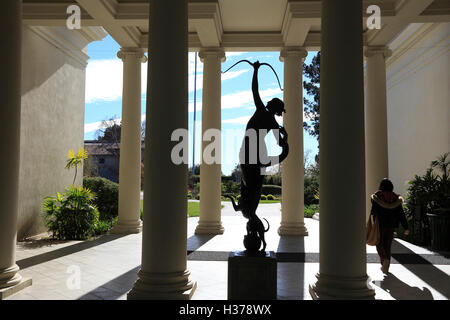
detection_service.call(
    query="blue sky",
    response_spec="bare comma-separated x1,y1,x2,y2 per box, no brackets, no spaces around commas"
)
84,35,318,175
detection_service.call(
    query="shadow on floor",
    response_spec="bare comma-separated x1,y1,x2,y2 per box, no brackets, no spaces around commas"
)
374,273,434,300
19,238,70,249
277,236,305,300
391,241,450,299
78,266,141,300
16,234,127,269
187,234,216,254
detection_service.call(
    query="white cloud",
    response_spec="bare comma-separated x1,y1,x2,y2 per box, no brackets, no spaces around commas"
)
226,52,245,58
189,87,282,113
86,55,247,103
222,69,249,81
189,52,204,75
84,120,109,134
222,87,282,110
84,114,146,134
85,58,148,103
222,114,284,126
85,59,123,103
223,116,251,125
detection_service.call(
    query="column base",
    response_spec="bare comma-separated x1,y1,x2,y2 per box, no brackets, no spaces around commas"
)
195,221,224,235
278,222,308,236
0,265,22,289
110,219,142,234
309,272,375,300
127,269,196,300
0,277,32,300
0,264,32,299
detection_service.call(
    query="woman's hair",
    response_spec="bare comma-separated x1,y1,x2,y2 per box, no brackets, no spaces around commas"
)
379,178,394,192
267,98,285,113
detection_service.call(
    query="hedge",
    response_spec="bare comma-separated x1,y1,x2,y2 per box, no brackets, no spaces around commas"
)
262,184,282,196
83,176,119,221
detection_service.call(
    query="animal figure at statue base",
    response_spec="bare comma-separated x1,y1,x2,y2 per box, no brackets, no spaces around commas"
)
225,194,270,252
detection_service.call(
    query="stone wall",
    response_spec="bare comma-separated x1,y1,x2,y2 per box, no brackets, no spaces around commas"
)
386,22,450,197
17,25,105,239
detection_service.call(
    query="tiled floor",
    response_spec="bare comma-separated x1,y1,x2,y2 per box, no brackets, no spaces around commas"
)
6,202,450,300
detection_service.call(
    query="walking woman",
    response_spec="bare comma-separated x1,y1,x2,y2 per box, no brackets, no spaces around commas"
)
370,178,409,274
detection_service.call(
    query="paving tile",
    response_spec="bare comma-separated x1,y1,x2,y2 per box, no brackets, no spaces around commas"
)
6,204,450,300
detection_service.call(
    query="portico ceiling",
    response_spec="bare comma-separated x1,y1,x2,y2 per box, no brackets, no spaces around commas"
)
23,0,450,51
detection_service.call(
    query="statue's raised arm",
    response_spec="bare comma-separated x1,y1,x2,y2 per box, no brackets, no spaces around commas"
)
251,61,264,111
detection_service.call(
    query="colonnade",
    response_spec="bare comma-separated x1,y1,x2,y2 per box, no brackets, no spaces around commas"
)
0,0,390,300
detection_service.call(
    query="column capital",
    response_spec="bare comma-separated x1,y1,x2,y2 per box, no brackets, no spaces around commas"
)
117,47,148,63
364,46,392,59
199,48,226,63
279,47,308,62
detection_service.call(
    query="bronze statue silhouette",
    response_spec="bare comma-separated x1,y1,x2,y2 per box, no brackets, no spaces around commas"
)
224,60,289,253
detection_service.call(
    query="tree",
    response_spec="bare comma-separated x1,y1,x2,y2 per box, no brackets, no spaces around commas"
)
303,52,320,142
141,120,146,140
304,156,320,205
190,164,200,175
231,163,242,183
95,117,146,157
95,118,122,157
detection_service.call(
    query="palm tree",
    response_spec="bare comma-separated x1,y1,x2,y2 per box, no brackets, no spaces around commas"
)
431,152,449,182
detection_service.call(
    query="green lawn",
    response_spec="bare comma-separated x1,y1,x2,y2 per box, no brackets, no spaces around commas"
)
187,201,200,217
221,198,281,204
140,200,221,218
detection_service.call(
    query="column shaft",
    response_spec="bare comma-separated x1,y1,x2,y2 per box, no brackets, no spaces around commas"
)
128,0,196,299
0,0,23,289
310,0,375,299
279,47,308,236
112,48,146,234
364,47,391,219
196,49,225,235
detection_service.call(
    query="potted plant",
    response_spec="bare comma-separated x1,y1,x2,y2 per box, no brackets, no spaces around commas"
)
405,168,437,245
426,153,450,251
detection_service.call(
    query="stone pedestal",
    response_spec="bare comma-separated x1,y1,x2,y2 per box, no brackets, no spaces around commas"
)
228,251,277,300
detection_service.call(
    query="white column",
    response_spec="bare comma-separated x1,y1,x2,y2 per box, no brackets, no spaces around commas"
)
128,0,196,299
279,47,309,236
364,46,392,220
111,48,146,234
195,49,225,235
0,0,25,291
310,0,375,299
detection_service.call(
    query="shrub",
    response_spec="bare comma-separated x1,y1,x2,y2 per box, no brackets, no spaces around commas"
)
94,216,118,235
221,181,241,195
260,195,267,200
43,186,99,240
402,152,450,246
304,175,319,205
266,194,275,200
262,185,282,196
83,177,119,221
304,204,319,218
